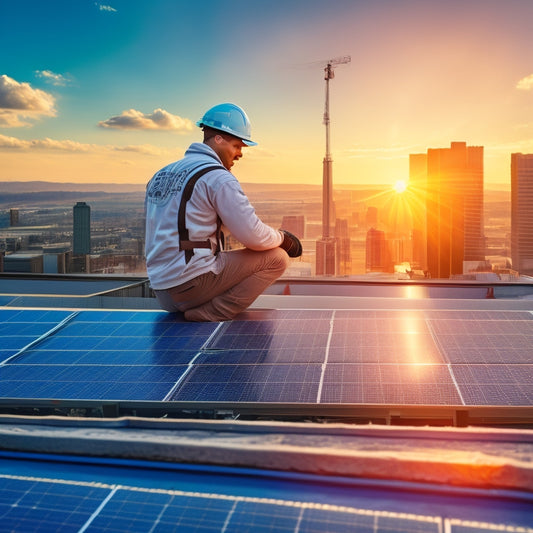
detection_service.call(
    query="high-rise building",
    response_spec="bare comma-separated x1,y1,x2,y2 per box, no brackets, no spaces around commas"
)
511,153,533,275
366,228,389,272
410,142,484,278
335,218,351,275
365,207,378,228
409,154,428,269
316,238,336,276
9,209,19,227
281,215,305,239
73,202,91,255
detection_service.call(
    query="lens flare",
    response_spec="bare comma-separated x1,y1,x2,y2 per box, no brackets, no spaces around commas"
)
393,179,408,194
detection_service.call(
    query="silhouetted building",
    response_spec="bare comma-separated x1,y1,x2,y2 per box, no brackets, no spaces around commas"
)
511,153,533,275
281,215,305,239
411,142,484,278
388,235,407,266
335,218,351,275
73,202,91,255
366,228,388,272
409,154,428,268
365,206,378,227
316,237,336,276
9,209,19,227
411,229,424,269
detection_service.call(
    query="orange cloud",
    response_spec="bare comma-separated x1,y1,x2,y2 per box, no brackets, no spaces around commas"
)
516,74,533,91
98,108,194,132
0,133,171,156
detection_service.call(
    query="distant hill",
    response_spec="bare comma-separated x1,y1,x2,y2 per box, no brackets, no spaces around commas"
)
0,180,511,197
0,181,146,194
0,190,128,207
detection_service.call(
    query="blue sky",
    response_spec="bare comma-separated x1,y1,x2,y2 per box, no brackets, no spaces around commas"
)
1,0,532,186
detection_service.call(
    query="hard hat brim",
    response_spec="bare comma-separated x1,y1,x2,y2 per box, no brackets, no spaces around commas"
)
197,120,257,146
241,138,257,147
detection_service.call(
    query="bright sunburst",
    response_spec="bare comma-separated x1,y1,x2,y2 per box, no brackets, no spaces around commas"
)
393,179,408,194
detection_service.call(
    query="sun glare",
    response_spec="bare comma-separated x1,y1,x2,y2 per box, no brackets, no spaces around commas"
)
393,179,408,194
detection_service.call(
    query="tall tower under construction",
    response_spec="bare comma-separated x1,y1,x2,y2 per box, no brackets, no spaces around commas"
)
315,56,350,276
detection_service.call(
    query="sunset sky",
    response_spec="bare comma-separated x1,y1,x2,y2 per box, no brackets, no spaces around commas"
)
1,0,532,187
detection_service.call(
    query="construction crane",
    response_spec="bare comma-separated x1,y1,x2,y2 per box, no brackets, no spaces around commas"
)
321,55,351,240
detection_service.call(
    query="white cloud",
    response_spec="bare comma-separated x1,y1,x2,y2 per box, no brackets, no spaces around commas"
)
95,3,117,12
0,133,170,156
35,70,73,87
516,74,533,91
0,74,56,127
98,108,194,132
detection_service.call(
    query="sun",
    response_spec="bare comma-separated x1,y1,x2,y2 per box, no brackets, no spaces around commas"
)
393,179,408,194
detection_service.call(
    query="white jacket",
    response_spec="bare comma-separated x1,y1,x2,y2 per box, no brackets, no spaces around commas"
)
145,142,283,290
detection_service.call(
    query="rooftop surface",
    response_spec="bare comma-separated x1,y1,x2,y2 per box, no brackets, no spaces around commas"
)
1,274,532,532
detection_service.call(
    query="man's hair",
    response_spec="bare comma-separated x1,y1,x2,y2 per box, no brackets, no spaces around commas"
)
202,126,218,143
202,126,240,144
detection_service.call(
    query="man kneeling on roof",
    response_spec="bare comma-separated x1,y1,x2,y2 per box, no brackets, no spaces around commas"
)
144,102,302,322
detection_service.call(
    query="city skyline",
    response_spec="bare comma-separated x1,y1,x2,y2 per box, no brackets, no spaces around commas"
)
1,0,533,188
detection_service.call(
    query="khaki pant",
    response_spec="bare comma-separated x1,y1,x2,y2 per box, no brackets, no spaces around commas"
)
154,247,290,322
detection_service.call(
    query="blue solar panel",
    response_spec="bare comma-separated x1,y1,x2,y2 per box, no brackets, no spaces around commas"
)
428,315,533,364
448,523,524,533
0,477,111,532
299,508,440,532
321,364,463,404
0,309,74,363
1,309,218,401
0,472,495,533
3,468,526,533
170,363,322,402
2,307,533,408
87,488,235,532
452,364,533,406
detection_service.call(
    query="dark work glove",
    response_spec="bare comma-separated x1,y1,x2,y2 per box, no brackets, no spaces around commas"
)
279,229,302,258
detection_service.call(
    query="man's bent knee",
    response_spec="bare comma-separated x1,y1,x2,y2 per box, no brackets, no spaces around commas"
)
265,246,291,272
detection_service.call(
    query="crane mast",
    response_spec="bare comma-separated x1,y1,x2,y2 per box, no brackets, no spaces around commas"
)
322,56,350,240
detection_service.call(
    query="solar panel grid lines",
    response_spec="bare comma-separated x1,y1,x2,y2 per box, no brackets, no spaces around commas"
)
445,518,533,533
315,309,336,404
452,365,533,406
169,311,335,403
1,307,533,409
10,472,520,533
0,309,219,402
0,309,78,365
170,363,322,403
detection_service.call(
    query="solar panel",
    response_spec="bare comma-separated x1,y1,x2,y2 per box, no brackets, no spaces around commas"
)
3,473,521,533
0,476,111,532
427,314,533,364
170,362,322,403
2,462,530,533
452,364,533,406
0,308,74,362
320,363,463,405
1,309,218,401
1,307,533,410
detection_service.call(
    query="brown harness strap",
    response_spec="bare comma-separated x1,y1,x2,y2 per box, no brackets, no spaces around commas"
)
178,165,225,263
